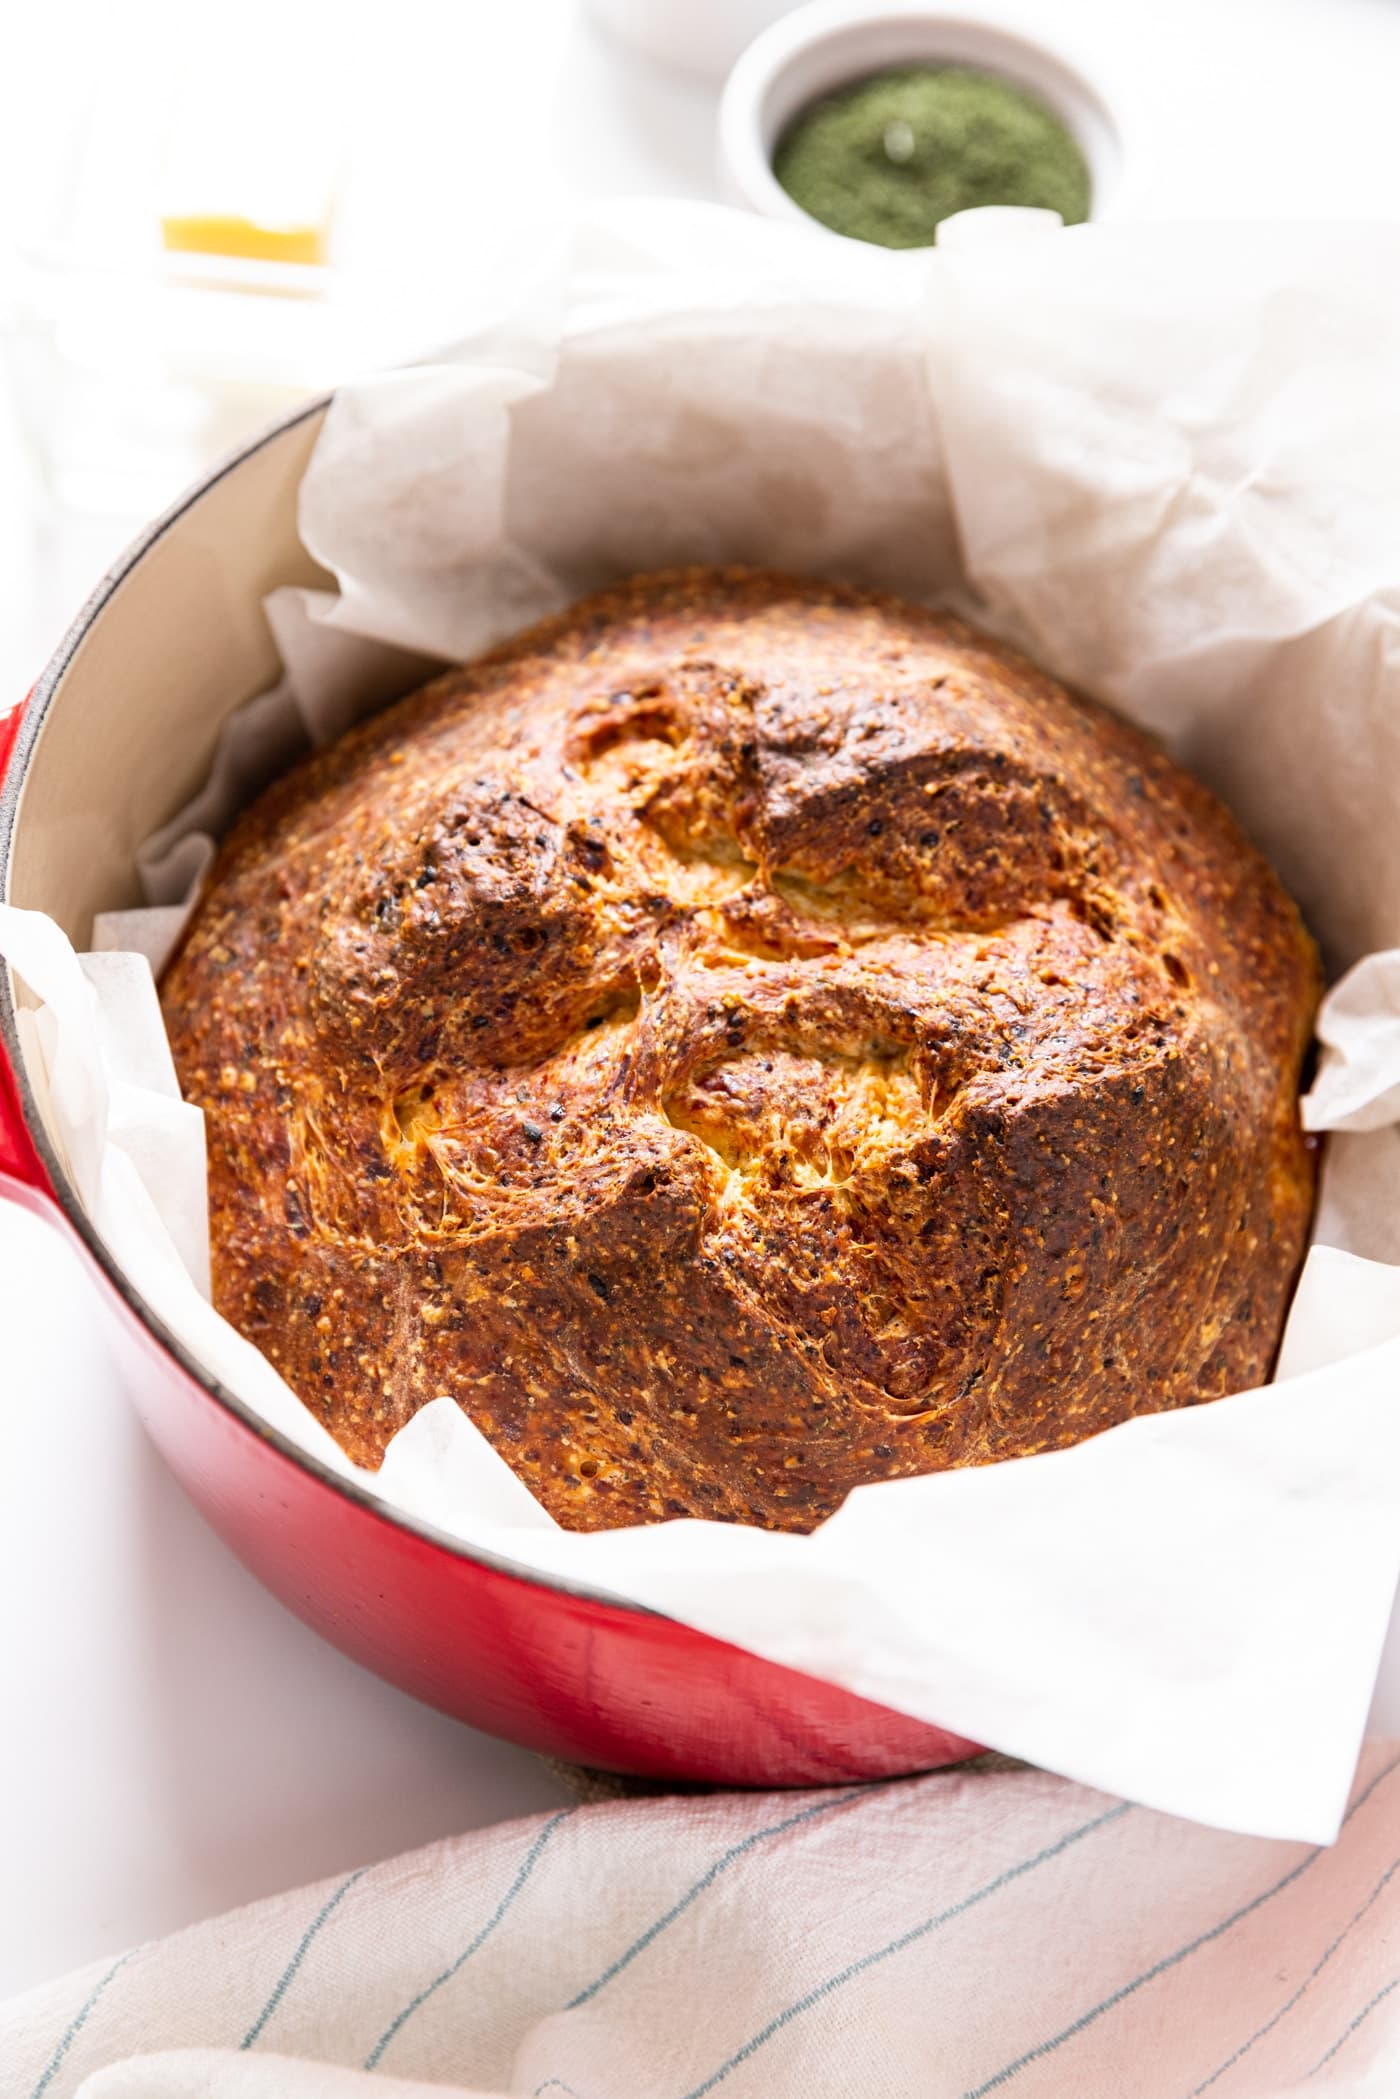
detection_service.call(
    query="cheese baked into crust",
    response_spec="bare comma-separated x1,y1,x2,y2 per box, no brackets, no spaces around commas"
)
162,569,1320,1531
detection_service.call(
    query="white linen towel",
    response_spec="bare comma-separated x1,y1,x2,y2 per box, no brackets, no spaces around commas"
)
9,1747,1400,2097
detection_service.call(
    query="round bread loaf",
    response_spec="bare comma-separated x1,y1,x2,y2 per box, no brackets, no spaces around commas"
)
162,570,1320,1532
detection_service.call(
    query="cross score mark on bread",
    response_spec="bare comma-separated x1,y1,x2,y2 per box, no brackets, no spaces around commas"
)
161,571,1319,1532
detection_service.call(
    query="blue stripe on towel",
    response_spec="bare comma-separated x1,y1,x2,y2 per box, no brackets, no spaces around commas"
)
567,1790,864,2008
364,1809,573,2071
28,1951,135,2099
674,1798,1131,2099
241,1867,368,2049
1308,1974,1400,2077
964,1751,1400,2099
1187,1849,1400,2095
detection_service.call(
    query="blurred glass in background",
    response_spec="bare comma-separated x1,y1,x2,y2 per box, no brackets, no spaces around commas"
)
7,0,1399,704
0,0,729,697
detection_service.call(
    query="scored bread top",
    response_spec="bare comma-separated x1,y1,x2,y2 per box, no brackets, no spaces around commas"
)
161,569,1320,1531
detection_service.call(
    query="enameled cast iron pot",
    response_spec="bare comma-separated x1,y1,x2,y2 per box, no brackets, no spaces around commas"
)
0,403,980,1784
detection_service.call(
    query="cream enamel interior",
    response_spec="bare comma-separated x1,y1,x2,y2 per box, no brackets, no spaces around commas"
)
7,410,332,945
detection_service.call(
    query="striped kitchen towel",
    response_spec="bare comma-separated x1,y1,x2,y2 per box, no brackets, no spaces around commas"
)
9,1745,1400,2099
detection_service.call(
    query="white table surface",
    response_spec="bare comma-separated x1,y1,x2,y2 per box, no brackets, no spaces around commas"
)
5,0,1400,2006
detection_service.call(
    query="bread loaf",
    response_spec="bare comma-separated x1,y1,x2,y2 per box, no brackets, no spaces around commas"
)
161,570,1320,1531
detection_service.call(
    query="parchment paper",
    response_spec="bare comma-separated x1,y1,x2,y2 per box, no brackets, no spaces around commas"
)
9,202,1400,1842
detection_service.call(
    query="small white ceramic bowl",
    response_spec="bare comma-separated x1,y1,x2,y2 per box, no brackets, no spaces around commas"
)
718,1,1127,242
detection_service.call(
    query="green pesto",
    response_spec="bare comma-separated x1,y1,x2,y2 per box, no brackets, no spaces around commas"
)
772,64,1091,249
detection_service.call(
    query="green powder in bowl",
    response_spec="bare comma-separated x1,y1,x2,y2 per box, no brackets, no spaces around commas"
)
772,64,1091,249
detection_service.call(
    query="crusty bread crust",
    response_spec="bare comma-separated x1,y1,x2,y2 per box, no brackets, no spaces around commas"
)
162,569,1320,1531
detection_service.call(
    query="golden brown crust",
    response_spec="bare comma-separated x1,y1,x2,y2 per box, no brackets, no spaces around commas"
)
161,568,1320,1531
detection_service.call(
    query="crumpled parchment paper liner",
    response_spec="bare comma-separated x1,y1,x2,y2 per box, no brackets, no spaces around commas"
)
9,202,1400,1840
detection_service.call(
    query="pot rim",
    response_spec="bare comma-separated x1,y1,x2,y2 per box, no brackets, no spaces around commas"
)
0,399,667,1627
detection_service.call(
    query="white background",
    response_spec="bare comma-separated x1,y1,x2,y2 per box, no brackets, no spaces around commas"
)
6,0,1400,2004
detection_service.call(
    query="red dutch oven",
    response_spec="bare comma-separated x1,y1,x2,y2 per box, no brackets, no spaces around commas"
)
0,402,979,1785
